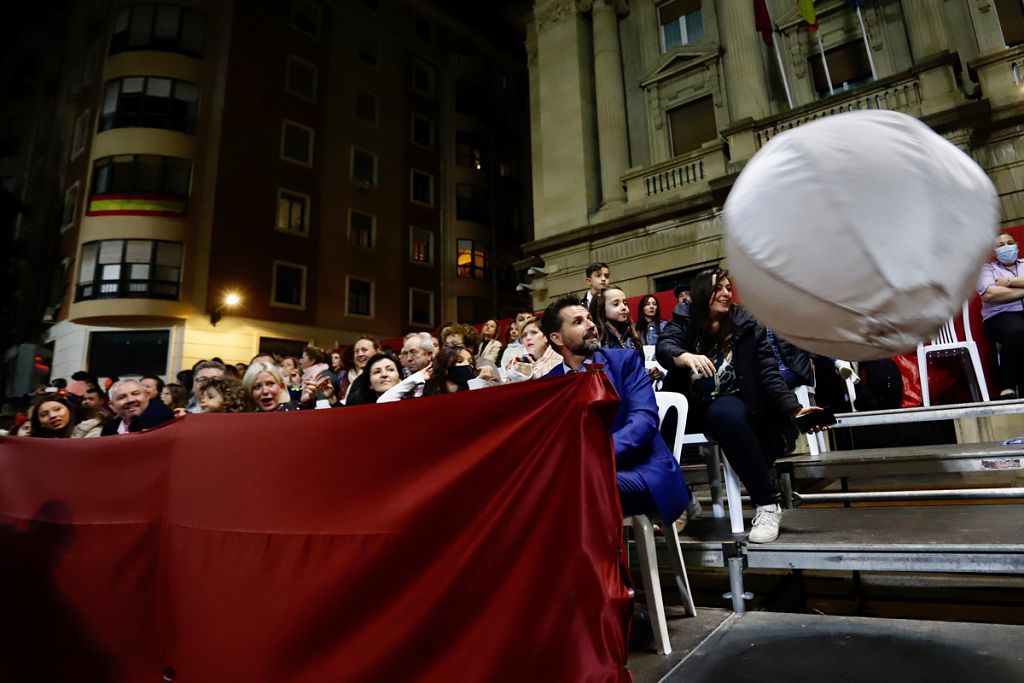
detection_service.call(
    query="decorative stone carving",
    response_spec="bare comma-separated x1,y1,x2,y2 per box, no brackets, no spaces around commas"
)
535,0,577,34
577,0,628,14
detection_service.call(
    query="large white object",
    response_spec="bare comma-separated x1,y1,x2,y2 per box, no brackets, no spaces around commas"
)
724,110,999,360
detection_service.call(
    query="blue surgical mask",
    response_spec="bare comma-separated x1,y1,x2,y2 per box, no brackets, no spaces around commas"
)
996,244,1018,265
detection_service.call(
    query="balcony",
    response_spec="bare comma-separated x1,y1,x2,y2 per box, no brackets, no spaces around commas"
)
622,140,727,206
970,44,1024,110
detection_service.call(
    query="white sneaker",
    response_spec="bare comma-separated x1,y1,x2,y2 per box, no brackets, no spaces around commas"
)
748,503,783,544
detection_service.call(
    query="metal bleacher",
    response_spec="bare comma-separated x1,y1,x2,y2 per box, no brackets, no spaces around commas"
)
673,398,1024,612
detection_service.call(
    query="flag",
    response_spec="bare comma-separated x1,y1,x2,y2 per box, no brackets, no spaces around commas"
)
798,0,818,33
754,0,774,46
86,193,187,216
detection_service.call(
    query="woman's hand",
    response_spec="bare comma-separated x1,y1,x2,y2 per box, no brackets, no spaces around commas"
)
300,381,318,404
647,366,663,381
319,377,337,405
790,405,831,433
675,352,716,378
476,364,495,381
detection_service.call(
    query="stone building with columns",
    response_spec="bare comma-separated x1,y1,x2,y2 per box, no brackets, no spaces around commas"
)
521,0,1024,305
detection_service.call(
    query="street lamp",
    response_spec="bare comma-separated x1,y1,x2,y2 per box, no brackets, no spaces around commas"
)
210,292,241,326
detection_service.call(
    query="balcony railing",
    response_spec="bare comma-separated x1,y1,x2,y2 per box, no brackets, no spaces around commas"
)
76,279,180,302
969,43,1024,109
623,141,727,204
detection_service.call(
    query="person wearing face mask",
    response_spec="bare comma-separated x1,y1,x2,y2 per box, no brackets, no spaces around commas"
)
978,232,1024,399
414,345,478,397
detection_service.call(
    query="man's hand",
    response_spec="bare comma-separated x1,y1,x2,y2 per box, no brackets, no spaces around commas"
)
790,405,832,433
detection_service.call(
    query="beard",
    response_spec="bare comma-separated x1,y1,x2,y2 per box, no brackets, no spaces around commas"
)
566,335,600,357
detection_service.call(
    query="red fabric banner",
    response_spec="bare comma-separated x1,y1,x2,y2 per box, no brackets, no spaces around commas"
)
0,374,631,682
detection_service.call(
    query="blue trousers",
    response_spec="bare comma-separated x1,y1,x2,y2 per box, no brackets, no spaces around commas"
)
697,395,777,506
617,470,653,517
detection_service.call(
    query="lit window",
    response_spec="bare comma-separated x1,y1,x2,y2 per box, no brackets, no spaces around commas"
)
276,189,310,236
410,288,434,327
456,130,485,170
410,226,433,265
272,261,307,309
76,239,183,301
349,210,375,249
281,119,314,167
352,147,377,186
456,239,488,279
286,55,318,100
659,0,703,51
410,169,434,207
347,277,374,317
89,155,191,215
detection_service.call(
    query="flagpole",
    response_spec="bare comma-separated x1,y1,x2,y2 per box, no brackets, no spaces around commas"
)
761,2,793,109
815,32,835,95
855,7,878,80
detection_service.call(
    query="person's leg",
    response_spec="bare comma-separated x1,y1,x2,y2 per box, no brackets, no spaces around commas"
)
699,395,776,506
984,312,1024,393
617,469,653,517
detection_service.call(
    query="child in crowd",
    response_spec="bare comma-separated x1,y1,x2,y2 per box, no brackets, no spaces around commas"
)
199,376,247,414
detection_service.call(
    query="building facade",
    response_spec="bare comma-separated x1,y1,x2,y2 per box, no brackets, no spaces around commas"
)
522,0,1024,303
2,0,531,387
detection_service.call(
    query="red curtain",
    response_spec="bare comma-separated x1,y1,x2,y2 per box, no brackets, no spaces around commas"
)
0,374,631,682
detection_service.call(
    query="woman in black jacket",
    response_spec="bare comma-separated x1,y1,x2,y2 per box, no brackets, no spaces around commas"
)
655,268,822,543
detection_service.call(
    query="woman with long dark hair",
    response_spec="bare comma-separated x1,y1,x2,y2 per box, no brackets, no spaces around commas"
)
29,394,78,438
636,294,666,346
656,268,823,543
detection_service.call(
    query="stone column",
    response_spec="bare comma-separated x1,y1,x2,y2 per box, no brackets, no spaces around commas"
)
901,0,950,62
633,0,659,72
717,0,770,122
586,0,630,207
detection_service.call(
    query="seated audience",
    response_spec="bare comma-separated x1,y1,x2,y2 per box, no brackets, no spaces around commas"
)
161,383,189,413
346,354,402,405
29,395,78,439
637,295,666,347
243,362,300,412
541,295,690,525
101,379,175,435
477,319,502,364
592,286,642,353
341,337,380,400
139,375,165,400
400,333,433,377
656,268,823,543
978,231,1024,398
329,347,345,381
199,376,247,413
499,312,529,369
188,360,227,413
506,316,563,381
441,323,480,357
423,345,478,397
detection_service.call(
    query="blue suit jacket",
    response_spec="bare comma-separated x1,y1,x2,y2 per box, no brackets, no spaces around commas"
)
546,348,689,523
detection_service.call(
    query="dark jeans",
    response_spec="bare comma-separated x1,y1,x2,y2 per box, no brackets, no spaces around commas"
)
984,311,1024,392
696,395,777,506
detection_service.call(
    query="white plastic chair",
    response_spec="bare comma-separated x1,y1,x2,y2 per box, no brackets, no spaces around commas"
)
623,393,697,655
917,301,991,406
643,345,667,391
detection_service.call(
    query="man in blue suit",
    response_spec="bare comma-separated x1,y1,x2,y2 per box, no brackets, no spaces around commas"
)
542,295,689,524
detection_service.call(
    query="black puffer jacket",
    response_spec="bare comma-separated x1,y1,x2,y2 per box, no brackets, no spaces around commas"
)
655,303,801,460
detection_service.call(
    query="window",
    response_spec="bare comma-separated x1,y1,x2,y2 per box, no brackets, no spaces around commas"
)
291,0,321,40
100,77,199,133
409,288,434,327
281,119,314,167
809,41,874,97
996,0,1024,46
667,96,716,157
456,130,485,170
347,277,374,317
412,60,435,97
411,112,434,149
71,109,91,159
410,169,434,206
62,183,80,230
414,15,432,44
351,147,377,186
272,261,307,308
354,90,378,125
349,209,375,249
76,239,183,301
286,55,318,101
110,4,206,56
456,183,489,222
410,226,434,265
89,330,169,377
357,34,379,66
457,239,488,279
276,189,310,236
89,155,191,215
659,0,704,51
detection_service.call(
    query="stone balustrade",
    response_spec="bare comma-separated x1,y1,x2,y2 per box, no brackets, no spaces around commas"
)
622,141,727,205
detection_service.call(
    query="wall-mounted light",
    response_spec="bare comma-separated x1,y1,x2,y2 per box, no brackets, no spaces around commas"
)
516,283,534,294
526,266,547,277
210,292,241,326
